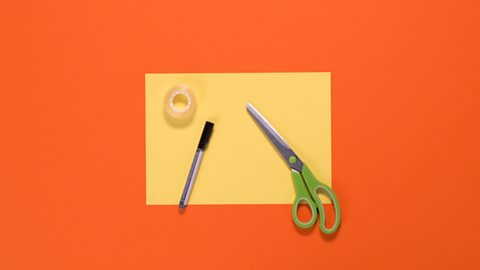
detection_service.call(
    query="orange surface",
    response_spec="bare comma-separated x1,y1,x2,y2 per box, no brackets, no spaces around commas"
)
1,0,480,269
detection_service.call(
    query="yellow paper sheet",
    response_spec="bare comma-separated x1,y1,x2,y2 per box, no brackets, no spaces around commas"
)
146,73,331,205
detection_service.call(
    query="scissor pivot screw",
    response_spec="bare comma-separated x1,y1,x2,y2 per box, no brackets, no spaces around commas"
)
289,156,297,164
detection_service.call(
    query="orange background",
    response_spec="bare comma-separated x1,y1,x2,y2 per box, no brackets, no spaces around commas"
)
2,0,480,269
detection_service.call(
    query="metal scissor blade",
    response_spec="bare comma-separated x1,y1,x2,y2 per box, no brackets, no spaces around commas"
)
246,102,303,172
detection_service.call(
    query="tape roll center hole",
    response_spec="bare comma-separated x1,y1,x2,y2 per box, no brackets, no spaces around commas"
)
172,93,189,111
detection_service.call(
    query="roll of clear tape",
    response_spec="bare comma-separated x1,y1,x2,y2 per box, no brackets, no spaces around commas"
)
163,85,197,120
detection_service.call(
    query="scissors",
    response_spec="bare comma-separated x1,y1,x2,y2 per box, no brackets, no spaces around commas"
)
246,103,341,234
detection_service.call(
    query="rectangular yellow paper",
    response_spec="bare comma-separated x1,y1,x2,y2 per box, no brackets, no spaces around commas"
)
146,73,331,205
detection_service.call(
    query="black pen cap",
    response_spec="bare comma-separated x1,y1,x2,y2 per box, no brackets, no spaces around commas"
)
197,121,215,150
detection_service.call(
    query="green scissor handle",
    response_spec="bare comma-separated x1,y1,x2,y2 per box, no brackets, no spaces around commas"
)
291,164,342,234
291,170,318,229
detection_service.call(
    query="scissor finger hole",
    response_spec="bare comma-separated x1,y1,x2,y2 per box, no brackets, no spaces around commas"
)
295,198,315,224
314,186,338,228
314,187,331,204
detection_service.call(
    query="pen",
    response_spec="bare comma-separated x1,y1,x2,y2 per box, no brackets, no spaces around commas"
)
179,121,215,208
